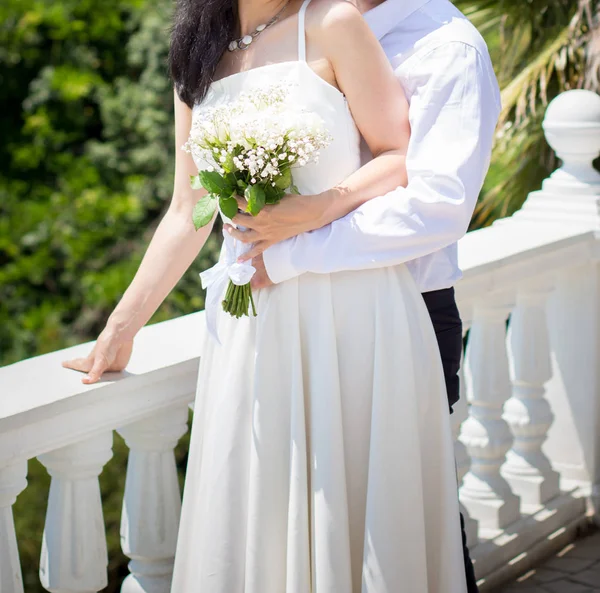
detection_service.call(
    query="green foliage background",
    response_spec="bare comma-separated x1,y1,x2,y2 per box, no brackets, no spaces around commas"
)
1,1,217,590
0,0,220,368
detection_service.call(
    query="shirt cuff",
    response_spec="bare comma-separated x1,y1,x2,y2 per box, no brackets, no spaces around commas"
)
263,237,306,284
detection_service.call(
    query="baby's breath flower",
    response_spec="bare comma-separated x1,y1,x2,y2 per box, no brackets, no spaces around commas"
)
184,81,331,191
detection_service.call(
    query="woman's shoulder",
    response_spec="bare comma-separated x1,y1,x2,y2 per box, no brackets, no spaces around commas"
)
304,0,369,47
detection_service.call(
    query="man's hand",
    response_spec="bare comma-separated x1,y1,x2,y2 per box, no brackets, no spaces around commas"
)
250,253,274,290
224,195,327,262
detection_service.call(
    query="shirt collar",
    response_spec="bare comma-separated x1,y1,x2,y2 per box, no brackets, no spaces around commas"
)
364,0,431,40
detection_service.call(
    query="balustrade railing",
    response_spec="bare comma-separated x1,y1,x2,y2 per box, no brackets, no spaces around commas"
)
1,90,599,592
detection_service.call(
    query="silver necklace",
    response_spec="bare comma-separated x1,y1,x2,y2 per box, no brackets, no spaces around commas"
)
228,0,291,52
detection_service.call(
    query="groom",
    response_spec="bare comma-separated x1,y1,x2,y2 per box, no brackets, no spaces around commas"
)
228,0,501,590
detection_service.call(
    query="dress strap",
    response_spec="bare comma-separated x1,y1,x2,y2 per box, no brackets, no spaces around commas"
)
297,0,313,62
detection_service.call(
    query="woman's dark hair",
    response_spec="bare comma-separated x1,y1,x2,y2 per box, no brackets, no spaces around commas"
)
169,0,238,108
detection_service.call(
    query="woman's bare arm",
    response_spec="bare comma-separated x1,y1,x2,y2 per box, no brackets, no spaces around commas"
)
309,0,410,223
63,91,216,382
105,91,216,339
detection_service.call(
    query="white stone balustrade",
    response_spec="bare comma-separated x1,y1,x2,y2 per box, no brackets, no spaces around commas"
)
0,90,599,592
0,461,28,593
460,300,521,531
0,313,201,593
452,332,479,548
502,283,560,507
513,89,600,518
118,406,189,593
38,433,114,593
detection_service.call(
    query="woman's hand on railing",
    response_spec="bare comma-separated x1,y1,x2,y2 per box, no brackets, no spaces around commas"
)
62,329,134,384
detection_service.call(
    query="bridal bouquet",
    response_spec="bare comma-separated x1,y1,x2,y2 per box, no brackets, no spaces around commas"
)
183,84,331,329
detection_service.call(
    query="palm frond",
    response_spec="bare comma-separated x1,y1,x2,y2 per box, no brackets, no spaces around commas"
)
498,25,573,125
581,0,600,88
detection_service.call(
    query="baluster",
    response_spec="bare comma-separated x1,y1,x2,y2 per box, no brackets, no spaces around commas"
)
453,335,478,547
0,461,28,593
117,406,189,593
459,301,521,530
38,433,113,593
502,285,560,507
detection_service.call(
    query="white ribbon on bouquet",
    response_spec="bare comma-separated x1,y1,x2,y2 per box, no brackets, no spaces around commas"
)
200,227,256,345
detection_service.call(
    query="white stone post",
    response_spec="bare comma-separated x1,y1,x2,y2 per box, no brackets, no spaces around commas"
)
514,90,600,225
0,461,28,593
512,90,600,519
459,300,521,531
38,433,113,593
117,406,189,593
502,284,560,507
453,334,478,547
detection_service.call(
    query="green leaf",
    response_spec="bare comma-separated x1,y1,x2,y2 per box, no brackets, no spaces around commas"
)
264,184,285,205
192,194,218,230
290,184,300,195
244,184,266,216
190,175,204,190
219,194,238,220
225,172,238,189
274,168,292,190
196,170,230,195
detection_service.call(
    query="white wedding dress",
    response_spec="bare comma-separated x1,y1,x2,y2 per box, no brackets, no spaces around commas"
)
171,1,467,591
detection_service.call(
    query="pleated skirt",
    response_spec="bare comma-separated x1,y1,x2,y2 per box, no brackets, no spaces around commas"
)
171,264,467,593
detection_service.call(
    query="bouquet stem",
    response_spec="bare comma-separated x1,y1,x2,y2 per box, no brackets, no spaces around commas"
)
222,281,257,319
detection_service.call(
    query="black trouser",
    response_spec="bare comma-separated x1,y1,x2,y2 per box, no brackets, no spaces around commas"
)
421,287,478,593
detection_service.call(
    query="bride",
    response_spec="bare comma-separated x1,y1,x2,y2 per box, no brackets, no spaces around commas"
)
64,0,467,590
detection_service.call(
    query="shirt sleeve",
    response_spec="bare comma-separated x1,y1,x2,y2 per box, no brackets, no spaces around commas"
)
263,41,501,283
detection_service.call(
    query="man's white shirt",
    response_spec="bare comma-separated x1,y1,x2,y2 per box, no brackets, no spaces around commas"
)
263,0,502,293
